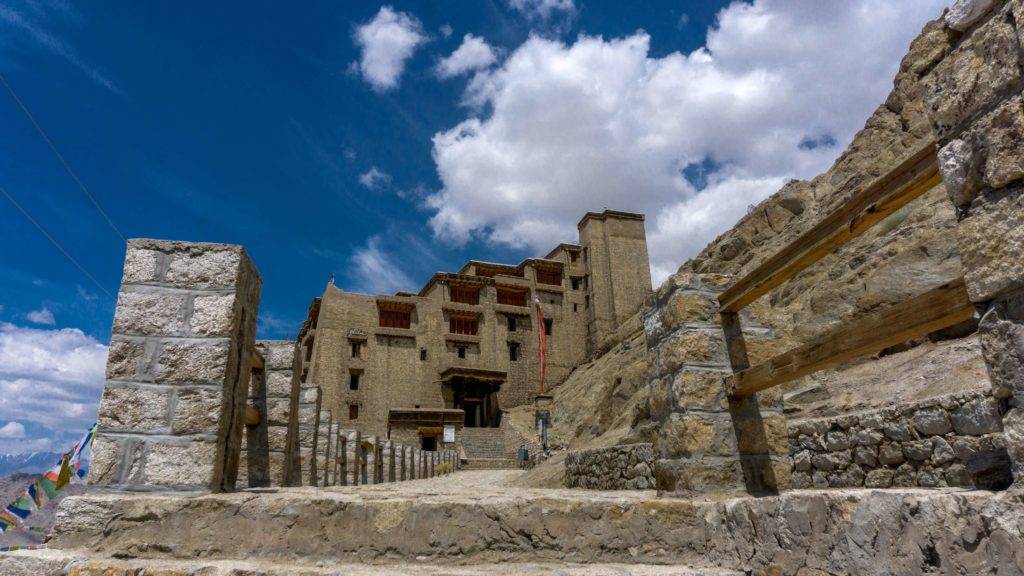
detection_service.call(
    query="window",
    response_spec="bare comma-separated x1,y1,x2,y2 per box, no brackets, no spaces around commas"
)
508,342,520,361
349,371,360,391
449,283,480,305
544,318,553,336
582,276,589,290
348,404,359,420
420,348,427,361
507,315,517,332
457,346,466,359
378,309,411,329
449,316,479,335
573,303,578,312
496,287,527,306
350,341,362,358
585,295,590,309
535,268,562,286
569,251,578,263
571,277,580,290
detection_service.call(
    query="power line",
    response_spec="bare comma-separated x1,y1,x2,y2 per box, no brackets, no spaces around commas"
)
0,182,115,299
0,71,126,244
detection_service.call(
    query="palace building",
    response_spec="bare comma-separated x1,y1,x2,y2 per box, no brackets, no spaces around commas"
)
294,210,651,460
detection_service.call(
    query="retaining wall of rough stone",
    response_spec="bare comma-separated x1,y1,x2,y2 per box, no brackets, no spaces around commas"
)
564,443,655,489
789,389,1011,489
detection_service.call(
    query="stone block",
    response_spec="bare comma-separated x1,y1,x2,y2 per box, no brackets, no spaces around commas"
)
647,377,671,422
121,244,161,285
141,441,216,488
912,407,954,436
734,412,789,456
153,340,230,385
165,249,241,289
257,340,295,371
959,185,1024,302
171,387,222,435
672,370,727,411
660,413,736,458
104,339,147,381
662,292,716,326
925,8,1021,140
653,457,744,494
879,442,906,466
190,294,237,337
939,97,1024,207
657,331,728,374
266,397,292,427
978,290,1024,398
111,291,187,336
864,468,894,488
98,386,171,433
944,0,998,32
88,436,126,485
265,371,293,398
904,440,934,461
952,396,1004,435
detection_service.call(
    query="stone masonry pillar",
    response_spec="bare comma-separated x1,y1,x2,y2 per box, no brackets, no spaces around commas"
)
91,240,260,492
257,340,294,486
925,0,1024,482
644,272,789,495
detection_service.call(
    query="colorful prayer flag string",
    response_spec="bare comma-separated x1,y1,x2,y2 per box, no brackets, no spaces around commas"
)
0,423,97,534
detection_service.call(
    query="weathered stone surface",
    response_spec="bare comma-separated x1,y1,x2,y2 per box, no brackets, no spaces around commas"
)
112,291,187,336
564,444,655,490
98,386,171,433
104,339,147,381
925,8,1021,140
171,388,222,434
879,442,907,466
154,341,230,385
959,185,1024,302
165,249,241,289
121,246,160,285
35,483,1024,574
141,441,216,488
978,289,1024,398
913,407,953,436
864,468,894,488
952,396,1003,435
265,370,293,398
944,0,998,31
657,331,727,374
662,292,716,326
190,294,237,336
671,370,727,411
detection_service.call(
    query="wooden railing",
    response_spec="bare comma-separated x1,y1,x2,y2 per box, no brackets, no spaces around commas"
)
720,139,973,398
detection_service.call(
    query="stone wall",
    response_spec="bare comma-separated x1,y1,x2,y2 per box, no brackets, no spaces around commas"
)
564,443,654,489
641,272,790,495
90,239,261,492
789,389,1010,489
924,0,1024,484
257,340,293,486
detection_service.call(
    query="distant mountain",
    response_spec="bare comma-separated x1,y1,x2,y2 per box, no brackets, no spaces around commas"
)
0,451,60,476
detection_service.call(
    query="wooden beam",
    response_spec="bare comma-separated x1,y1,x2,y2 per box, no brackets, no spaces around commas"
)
719,140,941,313
727,278,974,398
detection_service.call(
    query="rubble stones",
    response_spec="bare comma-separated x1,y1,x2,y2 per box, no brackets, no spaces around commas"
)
788,389,1009,488
565,444,656,490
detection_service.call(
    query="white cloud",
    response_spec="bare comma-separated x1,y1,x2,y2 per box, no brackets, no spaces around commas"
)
440,24,454,39
350,236,415,295
509,0,576,21
359,166,392,190
0,421,25,439
437,34,499,79
0,323,107,454
26,307,55,325
428,0,949,286
353,6,428,92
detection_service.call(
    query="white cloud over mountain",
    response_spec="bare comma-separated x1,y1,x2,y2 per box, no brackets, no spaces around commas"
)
353,6,428,92
0,323,106,454
428,0,949,284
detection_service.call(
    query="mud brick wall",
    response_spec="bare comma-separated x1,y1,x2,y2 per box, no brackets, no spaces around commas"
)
90,239,261,492
925,0,1024,483
789,389,1010,489
565,443,655,490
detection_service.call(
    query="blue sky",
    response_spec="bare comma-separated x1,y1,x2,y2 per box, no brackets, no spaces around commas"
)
0,0,948,454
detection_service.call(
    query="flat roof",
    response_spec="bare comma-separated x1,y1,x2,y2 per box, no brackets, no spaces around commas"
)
577,209,645,229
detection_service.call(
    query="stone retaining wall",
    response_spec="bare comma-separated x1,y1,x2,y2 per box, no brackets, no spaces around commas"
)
789,389,1011,489
564,443,655,489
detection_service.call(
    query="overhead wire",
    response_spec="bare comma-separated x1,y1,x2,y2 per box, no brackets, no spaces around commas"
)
0,182,115,299
0,70,126,243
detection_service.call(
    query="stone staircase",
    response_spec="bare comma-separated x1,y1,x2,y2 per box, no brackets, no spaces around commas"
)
459,427,518,468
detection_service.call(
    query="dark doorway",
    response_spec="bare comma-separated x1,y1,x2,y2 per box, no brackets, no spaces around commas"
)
449,377,502,428
421,435,437,451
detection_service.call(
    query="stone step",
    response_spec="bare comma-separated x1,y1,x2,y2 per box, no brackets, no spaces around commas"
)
1,550,741,575
461,457,521,470
34,477,1021,573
